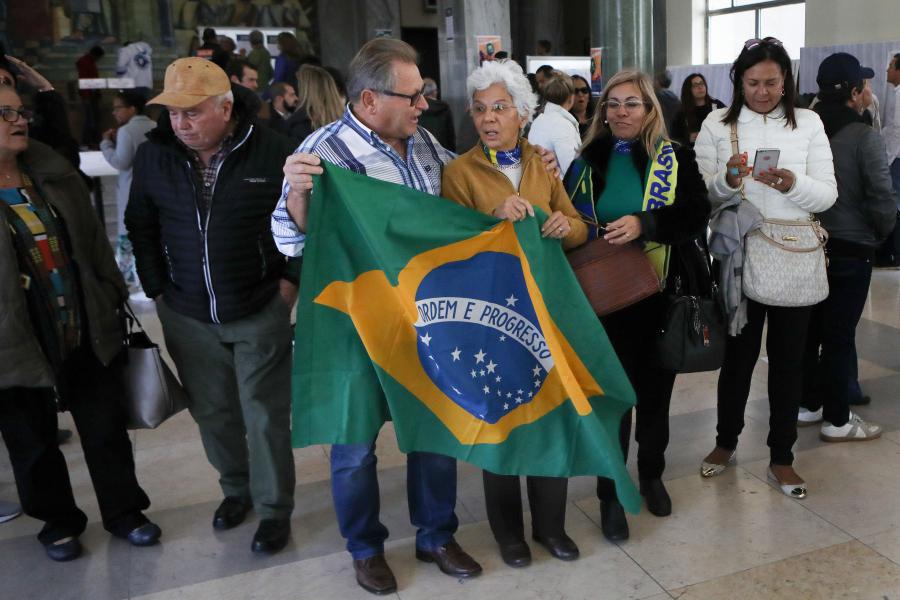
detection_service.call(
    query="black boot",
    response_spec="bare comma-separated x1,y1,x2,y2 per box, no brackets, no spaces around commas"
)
599,499,629,541
639,478,672,517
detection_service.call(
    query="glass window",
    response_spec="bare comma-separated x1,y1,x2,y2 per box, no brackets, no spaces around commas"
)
708,11,756,64
705,1,805,64
759,4,806,60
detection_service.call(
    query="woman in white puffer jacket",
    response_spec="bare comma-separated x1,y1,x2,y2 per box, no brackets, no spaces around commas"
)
694,37,837,500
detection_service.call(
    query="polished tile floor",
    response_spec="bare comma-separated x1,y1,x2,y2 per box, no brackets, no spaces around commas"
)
3,270,900,599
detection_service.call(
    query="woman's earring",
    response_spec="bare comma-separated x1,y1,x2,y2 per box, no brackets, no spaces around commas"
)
781,89,785,96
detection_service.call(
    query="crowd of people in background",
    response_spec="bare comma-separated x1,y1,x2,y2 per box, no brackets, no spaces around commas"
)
1,25,900,599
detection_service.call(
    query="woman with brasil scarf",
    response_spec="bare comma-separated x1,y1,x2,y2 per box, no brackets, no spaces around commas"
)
442,59,587,569
565,70,710,540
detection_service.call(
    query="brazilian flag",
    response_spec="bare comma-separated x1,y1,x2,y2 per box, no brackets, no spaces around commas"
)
293,162,640,513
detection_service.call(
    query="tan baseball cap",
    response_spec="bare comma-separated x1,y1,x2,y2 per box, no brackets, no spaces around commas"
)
148,57,231,108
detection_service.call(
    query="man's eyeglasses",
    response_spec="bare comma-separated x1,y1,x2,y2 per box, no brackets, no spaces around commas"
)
601,99,648,113
0,107,33,123
378,88,425,107
744,37,783,51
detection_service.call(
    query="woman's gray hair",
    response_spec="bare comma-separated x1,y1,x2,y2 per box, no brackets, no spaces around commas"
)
347,38,419,103
466,59,538,123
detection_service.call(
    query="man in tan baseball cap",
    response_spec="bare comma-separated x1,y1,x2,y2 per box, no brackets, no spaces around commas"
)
148,57,235,165
127,55,300,556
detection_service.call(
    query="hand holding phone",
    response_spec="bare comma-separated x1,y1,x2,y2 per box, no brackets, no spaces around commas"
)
751,148,780,178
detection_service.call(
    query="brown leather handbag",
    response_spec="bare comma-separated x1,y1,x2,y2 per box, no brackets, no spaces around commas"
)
566,237,662,316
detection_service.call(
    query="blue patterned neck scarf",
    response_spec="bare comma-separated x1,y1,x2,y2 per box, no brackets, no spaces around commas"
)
613,138,636,155
482,143,522,167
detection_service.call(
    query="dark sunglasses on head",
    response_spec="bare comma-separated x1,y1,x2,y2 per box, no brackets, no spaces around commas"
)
744,37,783,51
575,87,591,94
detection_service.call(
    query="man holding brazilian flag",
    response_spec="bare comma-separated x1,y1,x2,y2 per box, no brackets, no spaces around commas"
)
290,160,641,514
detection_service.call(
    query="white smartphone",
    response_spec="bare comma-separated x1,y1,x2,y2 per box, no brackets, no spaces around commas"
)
752,148,780,178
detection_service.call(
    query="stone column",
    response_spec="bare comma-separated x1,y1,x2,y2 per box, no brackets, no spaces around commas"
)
590,0,655,77
318,0,401,73
438,0,511,151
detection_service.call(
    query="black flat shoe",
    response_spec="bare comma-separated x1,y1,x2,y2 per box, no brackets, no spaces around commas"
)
498,540,531,568
45,537,82,562
532,533,579,561
600,499,629,542
213,496,252,531
126,522,162,546
639,478,672,517
251,518,290,555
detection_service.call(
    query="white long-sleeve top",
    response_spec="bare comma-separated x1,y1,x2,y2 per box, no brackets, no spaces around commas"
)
882,83,900,164
527,102,581,178
100,114,156,236
694,105,837,220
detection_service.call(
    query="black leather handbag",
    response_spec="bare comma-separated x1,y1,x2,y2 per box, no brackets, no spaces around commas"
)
655,238,726,373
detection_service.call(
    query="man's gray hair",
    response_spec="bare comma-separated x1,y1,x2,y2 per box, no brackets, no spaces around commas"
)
466,59,538,123
347,38,418,103
213,90,234,107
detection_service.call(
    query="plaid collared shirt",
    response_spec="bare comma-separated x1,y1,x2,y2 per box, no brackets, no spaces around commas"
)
187,133,235,221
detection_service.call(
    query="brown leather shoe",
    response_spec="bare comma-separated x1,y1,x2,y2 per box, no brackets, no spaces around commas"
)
415,540,483,578
353,555,397,595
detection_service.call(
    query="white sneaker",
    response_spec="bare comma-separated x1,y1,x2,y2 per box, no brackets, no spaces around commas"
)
820,412,882,443
797,407,822,427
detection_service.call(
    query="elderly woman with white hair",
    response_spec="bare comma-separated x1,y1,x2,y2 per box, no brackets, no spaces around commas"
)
441,59,587,569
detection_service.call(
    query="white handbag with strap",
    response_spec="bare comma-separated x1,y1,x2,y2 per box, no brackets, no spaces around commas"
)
729,123,829,307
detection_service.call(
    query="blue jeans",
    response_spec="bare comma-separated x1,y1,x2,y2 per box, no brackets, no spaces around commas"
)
802,256,873,426
330,443,458,559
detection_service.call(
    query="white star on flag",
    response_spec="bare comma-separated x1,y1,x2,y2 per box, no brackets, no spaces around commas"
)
470,370,477,378
486,360,497,373
420,332,432,346
516,389,523,395
534,380,540,387
503,403,509,410
495,376,501,383
515,397,523,404
450,347,461,361
528,391,533,398
474,349,486,364
479,369,485,376
505,294,518,307
499,335,506,341
532,365,542,377
483,385,490,394
506,392,512,398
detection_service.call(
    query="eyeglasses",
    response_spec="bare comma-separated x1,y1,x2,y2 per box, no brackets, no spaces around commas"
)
378,87,425,107
0,107,33,123
471,102,514,115
744,37,783,50
575,87,591,94
601,99,648,113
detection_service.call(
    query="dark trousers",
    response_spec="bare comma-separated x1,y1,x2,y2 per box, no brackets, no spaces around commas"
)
0,347,150,545
802,256,873,427
482,472,568,544
595,295,676,501
716,299,811,465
